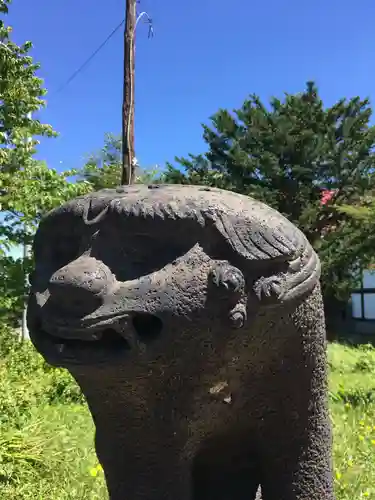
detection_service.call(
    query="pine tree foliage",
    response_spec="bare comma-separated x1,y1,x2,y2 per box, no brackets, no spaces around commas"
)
164,82,375,300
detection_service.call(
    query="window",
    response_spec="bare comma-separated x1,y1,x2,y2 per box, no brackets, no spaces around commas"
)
364,294,375,320
351,267,375,321
351,293,362,319
363,270,375,288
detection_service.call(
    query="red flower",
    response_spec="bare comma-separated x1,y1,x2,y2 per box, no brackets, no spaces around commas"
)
320,189,336,205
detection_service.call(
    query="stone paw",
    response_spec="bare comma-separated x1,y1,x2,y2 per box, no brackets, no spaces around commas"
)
254,275,285,301
210,263,245,293
229,304,247,329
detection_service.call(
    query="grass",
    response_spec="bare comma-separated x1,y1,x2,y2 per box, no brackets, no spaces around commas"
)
0,405,107,499
328,343,375,499
0,325,375,499
0,326,107,500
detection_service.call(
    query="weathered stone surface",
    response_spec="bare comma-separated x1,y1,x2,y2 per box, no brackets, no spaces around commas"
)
28,184,335,500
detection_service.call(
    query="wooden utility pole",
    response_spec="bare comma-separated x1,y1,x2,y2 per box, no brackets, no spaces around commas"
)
121,0,137,185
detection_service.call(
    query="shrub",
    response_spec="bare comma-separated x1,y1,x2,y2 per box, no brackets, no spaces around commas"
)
0,325,85,428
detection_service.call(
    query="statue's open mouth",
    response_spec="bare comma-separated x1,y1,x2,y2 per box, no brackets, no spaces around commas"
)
28,312,163,367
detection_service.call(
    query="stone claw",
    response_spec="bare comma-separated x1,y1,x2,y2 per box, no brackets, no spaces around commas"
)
254,275,285,301
210,263,245,293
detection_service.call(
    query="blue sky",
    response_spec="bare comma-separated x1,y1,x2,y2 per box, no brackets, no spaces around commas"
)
7,0,375,174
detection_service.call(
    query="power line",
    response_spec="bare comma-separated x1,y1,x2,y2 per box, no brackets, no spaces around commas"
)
52,8,153,99
53,18,126,96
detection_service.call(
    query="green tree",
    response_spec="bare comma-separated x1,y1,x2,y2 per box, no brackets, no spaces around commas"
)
0,163,91,326
0,0,55,170
79,133,123,190
78,132,165,188
164,82,375,302
0,2,91,324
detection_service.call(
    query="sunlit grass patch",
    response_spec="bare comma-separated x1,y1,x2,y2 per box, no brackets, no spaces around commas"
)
0,328,375,499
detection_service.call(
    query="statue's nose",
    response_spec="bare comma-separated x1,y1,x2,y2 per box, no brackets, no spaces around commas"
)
48,257,114,316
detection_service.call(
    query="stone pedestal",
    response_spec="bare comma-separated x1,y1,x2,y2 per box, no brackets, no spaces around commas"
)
28,185,335,500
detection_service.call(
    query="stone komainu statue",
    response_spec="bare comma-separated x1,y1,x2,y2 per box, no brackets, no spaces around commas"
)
28,185,335,500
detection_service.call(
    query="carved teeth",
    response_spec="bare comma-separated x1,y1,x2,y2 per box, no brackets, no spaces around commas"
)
118,329,128,340
113,320,131,341
91,332,103,341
